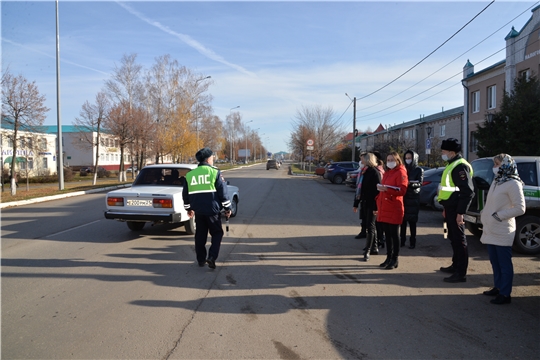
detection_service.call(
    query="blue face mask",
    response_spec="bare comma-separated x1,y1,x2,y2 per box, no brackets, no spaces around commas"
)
442,154,449,161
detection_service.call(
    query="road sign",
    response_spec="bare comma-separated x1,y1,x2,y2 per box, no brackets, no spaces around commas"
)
306,146,314,150
306,139,314,146
426,138,431,155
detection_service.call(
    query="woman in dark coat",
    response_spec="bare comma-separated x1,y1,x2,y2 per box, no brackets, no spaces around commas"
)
400,150,424,249
353,153,381,261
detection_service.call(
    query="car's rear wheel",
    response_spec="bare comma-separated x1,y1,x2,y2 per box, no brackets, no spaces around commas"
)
512,215,540,254
332,175,344,184
184,216,196,235
127,221,145,231
465,221,483,238
230,196,238,217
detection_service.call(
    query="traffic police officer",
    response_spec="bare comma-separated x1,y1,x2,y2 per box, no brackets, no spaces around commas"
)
437,138,474,283
182,147,231,269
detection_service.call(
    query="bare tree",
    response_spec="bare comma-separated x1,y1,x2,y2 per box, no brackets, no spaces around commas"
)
104,101,136,182
292,105,343,163
74,91,110,185
1,71,49,195
199,114,224,154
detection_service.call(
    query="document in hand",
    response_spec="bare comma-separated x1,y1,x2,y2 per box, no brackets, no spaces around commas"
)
384,185,401,191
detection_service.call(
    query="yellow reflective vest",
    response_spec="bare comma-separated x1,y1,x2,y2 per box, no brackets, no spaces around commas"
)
438,158,473,202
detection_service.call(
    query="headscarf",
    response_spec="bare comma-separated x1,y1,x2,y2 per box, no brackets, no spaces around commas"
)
494,154,523,185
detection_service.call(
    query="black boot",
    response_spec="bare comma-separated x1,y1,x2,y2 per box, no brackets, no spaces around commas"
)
363,233,375,261
409,237,416,249
355,230,366,239
385,257,399,270
380,256,391,267
400,238,406,247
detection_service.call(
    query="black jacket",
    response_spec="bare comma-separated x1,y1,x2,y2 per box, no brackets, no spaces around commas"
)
353,166,381,209
403,150,424,222
439,154,475,215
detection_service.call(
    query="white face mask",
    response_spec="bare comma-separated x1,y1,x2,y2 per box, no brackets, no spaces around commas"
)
493,167,500,175
405,159,412,165
358,161,363,168
387,161,396,169
442,154,449,161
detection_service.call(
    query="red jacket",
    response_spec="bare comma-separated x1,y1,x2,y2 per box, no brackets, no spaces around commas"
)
376,164,408,225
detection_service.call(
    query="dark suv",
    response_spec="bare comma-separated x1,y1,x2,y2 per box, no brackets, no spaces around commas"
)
464,156,540,254
325,161,359,184
266,159,280,170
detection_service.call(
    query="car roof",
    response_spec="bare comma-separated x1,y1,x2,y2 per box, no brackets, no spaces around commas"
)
472,156,540,162
142,164,197,170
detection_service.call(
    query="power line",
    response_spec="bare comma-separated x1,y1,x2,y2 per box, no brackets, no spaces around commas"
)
357,1,540,113
356,0,495,102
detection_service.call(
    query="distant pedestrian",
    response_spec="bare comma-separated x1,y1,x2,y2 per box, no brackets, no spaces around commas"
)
400,150,424,249
437,138,474,283
354,153,367,239
480,154,525,305
182,147,231,269
374,151,408,270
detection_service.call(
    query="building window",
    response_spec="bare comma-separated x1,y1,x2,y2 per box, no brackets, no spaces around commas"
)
40,138,47,150
27,137,33,149
520,69,530,80
440,125,446,137
470,131,478,152
43,157,48,169
27,157,34,170
8,137,13,147
487,85,496,109
472,91,480,113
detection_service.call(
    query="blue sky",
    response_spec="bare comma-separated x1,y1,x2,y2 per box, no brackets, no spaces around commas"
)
2,0,538,154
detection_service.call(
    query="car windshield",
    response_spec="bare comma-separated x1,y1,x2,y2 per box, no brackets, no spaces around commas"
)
471,159,495,185
133,167,191,186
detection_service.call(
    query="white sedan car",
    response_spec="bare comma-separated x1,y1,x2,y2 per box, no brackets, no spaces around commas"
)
104,164,239,233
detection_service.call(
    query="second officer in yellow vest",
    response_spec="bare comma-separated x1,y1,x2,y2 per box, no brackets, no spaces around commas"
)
182,147,231,269
437,138,474,283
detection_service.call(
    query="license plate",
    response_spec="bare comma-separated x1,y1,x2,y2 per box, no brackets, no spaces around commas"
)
463,214,476,223
127,199,152,207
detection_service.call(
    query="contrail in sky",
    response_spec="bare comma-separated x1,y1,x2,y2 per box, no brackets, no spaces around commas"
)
116,1,255,77
2,38,110,76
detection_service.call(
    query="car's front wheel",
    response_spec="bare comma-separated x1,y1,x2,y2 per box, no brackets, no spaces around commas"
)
431,194,444,211
332,175,344,184
512,215,540,254
184,216,196,235
127,221,145,231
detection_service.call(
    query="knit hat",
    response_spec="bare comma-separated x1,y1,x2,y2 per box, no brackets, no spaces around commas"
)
440,138,461,152
195,147,213,162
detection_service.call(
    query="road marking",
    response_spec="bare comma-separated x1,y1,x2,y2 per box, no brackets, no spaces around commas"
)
44,220,102,238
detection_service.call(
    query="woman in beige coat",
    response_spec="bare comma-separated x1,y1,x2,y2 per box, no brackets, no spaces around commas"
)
480,154,525,305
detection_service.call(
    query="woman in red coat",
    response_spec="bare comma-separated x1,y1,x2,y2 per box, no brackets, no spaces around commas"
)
374,151,408,269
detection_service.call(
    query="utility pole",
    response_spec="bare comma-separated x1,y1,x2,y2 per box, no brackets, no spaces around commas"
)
352,97,356,162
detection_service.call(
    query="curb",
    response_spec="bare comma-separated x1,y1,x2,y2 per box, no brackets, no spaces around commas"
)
0,184,131,209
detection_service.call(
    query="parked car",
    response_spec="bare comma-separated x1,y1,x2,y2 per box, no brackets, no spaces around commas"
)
315,163,329,176
325,161,359,184
266,159,280,170
104,164,240,233
345,169,360,188
464,156,540,254
126,166,138,173
419,167,445,211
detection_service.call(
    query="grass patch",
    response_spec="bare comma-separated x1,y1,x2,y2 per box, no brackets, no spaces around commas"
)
291,163,317,175
1,178,132,203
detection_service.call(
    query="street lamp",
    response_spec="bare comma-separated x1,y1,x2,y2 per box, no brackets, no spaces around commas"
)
229,106,240,164
194,75,211,149
245,120,253,163
253,128,260,162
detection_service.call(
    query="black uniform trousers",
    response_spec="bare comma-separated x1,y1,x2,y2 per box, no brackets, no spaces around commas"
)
444,206,469,277
194,213,224,264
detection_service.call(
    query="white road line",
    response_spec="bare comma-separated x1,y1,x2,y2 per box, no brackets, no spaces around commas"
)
44,220,102,238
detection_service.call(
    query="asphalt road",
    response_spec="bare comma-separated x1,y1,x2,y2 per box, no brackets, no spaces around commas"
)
1,163,539,359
